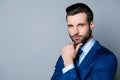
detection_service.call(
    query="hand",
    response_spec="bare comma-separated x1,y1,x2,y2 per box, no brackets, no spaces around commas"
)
62,43,82,67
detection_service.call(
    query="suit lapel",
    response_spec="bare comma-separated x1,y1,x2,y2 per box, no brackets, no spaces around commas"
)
79,41,101,70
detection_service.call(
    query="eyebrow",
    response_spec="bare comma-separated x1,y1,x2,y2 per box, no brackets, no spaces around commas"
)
67,23,86,27
67,24,73,27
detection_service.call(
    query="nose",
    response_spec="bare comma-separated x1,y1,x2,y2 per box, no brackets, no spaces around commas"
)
74,27,79,35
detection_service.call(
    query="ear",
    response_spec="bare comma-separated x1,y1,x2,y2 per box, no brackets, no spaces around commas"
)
90,21,94,30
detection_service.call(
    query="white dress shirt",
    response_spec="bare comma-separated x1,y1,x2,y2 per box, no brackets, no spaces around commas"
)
62,38,95,73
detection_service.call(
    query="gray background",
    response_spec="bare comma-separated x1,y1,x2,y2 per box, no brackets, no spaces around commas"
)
0,0,120,80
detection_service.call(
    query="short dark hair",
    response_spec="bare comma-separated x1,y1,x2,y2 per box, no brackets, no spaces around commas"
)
66,3,93,24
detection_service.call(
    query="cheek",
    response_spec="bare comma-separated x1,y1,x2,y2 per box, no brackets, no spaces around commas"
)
80,28,88,36
68,29,73,35
79,28,85,34
80,28,83,32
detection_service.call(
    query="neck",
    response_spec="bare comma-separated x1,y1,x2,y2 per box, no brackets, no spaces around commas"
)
83,36,93,46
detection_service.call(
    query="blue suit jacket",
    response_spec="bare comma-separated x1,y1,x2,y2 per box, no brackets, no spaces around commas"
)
51,41,117,80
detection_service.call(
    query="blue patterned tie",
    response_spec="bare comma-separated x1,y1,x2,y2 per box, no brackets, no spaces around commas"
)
75,49,83,67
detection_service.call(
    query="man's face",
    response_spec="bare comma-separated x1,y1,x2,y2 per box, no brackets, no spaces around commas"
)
66,13,94,45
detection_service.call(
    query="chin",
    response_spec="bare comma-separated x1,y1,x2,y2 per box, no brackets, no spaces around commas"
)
74,41,81,45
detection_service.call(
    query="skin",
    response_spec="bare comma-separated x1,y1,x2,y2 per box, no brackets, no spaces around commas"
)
62,13,94,67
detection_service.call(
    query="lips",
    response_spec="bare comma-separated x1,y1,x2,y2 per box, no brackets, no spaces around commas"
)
72,35,82,40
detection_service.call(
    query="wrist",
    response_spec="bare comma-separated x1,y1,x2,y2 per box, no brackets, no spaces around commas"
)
62,64,75,73
64,59,74,67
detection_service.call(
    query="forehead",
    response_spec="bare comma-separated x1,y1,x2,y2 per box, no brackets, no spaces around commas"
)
67,13,87,23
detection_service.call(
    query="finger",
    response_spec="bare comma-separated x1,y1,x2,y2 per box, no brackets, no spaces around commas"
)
75,43,83,52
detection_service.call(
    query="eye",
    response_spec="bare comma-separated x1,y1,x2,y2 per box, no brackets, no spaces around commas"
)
80,24,84,26
78,23,85,27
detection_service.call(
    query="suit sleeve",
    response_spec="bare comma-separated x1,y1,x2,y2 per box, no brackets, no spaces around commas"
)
51,56,81,80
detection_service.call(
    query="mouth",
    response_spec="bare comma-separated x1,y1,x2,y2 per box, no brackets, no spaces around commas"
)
72,35,82,40
72,35,83,45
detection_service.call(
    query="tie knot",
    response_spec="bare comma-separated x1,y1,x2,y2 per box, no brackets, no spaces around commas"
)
78,49,83,56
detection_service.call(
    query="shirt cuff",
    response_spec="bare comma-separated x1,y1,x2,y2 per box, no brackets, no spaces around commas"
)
62,64,75,74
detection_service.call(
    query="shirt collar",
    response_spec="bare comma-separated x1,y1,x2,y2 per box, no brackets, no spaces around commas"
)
81,38,95,54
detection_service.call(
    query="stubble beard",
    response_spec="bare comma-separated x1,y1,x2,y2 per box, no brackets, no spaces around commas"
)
69,28,92,46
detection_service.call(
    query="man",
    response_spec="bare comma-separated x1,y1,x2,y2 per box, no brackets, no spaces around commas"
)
51,3,117,80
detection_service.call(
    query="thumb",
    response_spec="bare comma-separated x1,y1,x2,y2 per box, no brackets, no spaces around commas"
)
75,43,83,53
